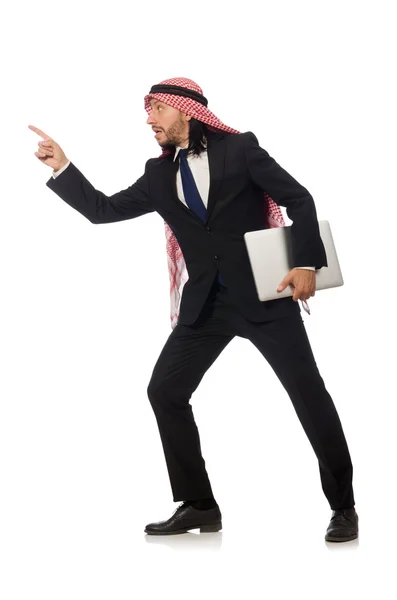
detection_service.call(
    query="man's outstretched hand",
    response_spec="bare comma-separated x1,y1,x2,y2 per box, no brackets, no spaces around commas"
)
277,268,316,302
28,125,69,172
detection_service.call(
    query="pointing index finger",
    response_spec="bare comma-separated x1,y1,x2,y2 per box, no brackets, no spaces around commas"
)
28,125,51,140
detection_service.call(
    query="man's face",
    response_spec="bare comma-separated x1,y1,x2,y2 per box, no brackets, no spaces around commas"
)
146,98,191,148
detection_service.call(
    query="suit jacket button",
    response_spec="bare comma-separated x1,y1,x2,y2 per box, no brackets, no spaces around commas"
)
214,255,219,260
206,227,211,233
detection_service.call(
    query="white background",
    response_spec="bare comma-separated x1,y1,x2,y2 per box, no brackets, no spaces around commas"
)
1,0,396,598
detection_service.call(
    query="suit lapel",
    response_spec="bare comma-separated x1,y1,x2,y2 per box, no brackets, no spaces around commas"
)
205,131,226,223
159,131,226,225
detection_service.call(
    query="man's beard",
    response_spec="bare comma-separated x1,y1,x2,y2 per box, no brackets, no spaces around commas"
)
160,141,176,151
159,117,186,149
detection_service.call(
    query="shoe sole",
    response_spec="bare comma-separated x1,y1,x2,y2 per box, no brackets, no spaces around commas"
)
325,533,358,542
145,522,222,535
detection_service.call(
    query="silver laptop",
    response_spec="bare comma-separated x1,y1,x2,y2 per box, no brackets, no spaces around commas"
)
243,220,344,301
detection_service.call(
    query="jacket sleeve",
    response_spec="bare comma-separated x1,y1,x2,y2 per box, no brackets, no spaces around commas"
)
46,159,155,224
244,131,327,269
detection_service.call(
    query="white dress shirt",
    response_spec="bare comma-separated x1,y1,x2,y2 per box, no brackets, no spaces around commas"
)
52,149,315,271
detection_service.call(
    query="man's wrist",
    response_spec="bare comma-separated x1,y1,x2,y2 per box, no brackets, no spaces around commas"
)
53,160,70,179
54,159,69,172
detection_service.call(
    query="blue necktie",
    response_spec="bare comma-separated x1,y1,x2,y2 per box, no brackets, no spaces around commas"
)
179,148,225,286
179,149,207,222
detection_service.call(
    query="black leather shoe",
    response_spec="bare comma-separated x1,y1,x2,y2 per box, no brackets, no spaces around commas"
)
144,501,222,535
325,508,359,542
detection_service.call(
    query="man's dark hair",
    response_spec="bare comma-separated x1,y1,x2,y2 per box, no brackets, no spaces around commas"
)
186,117,209,157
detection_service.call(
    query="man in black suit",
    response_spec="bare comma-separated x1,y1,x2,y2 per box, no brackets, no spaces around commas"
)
29,77,358,542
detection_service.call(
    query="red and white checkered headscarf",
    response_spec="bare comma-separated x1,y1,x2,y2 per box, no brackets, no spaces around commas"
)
144,77,287,329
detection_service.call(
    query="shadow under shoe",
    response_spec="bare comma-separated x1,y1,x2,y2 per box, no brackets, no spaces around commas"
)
325,508,359,542
144,501,223,535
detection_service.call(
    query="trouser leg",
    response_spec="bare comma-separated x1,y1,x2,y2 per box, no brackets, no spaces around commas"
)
147,294,235,501
241,313,354,510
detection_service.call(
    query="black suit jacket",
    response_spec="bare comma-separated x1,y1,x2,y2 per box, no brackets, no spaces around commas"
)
46,130,327,325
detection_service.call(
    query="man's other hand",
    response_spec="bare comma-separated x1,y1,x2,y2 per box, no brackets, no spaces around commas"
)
277,268,316,302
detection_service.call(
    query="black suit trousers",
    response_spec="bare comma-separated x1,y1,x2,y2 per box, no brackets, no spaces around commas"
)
147,279,355,510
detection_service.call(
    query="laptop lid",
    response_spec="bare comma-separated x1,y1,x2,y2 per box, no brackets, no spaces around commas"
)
243,220,344,302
